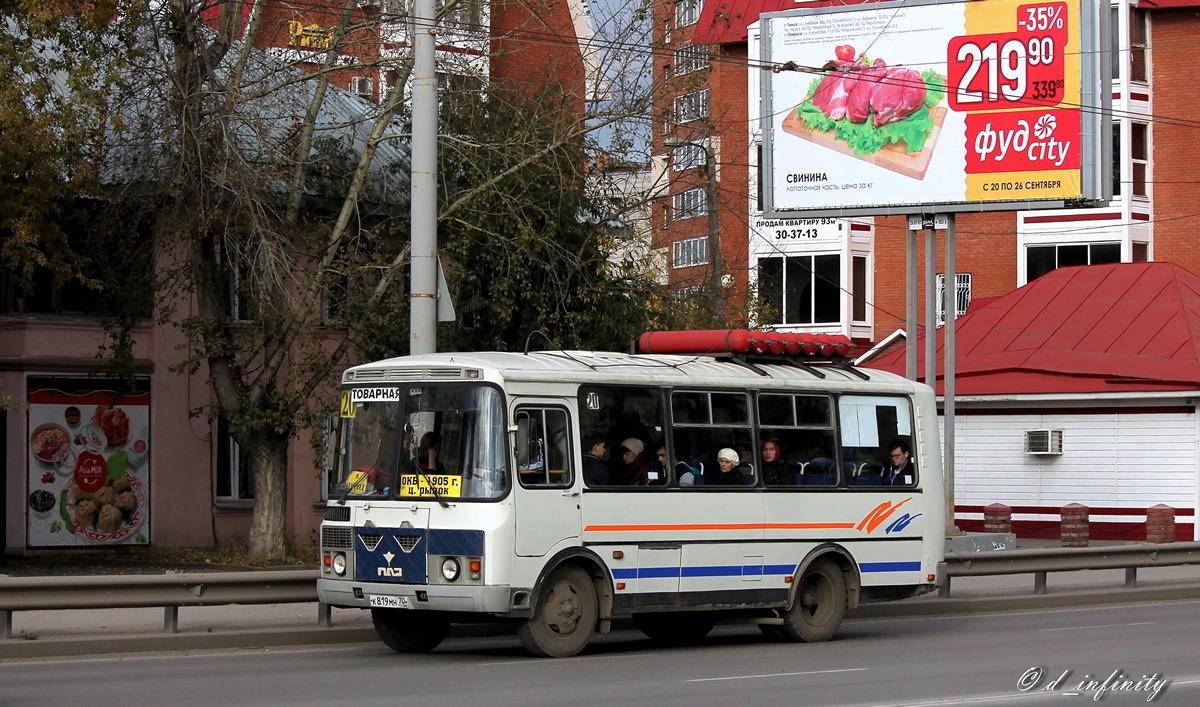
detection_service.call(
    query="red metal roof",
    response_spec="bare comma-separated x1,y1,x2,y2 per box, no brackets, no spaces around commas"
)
866,263,1200,395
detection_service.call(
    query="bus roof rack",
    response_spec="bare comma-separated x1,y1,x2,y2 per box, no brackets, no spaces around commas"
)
636,330,854,362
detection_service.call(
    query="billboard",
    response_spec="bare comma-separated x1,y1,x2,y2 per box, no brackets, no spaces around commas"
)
26,379,150,547
761,0,1108,216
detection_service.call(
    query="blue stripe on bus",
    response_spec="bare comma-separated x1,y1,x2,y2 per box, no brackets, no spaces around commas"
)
859,561,921,572
637,566,681,579
614,563,876,580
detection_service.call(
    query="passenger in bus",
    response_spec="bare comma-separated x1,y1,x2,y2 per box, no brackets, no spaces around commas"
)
616,437,650,486
582,435,610,486
886,439,915,486
650,444,669,484
413,432,446,474
761,439,792,486
711,448,745,485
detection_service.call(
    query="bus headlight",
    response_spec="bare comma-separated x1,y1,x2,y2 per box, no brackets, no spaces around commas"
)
332,552,347,577
440,557,461,582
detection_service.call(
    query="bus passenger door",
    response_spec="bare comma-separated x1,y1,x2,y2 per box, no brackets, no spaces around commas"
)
513,404,582,557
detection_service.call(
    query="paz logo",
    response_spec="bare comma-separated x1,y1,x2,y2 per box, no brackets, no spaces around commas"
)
377,550,403,577
1034,114,1057,140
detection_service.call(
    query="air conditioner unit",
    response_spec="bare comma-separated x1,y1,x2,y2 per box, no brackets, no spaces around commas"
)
1024,429,1064,455
350,77,373,97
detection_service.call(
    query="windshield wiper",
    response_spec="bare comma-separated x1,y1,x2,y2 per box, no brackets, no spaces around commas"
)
412,461,449,508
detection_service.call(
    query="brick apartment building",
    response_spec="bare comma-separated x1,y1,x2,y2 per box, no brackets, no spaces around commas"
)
203,0,590,114
3,0,595,554
653,0,1200,346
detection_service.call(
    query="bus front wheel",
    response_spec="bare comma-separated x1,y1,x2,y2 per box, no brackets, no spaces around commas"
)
518,565,597,658
372,608,450,653
778,559,846,643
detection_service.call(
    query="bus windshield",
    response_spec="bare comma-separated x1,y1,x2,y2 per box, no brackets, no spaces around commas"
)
334,385,508,501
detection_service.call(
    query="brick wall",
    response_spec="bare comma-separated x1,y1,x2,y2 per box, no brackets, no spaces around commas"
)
1145,9,1200,272
873,211,1018,339
490,0,586,119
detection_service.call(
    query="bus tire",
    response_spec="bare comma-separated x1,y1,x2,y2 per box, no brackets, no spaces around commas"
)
518,565,597,658
371,608,450,653
633,612,715,645
778,559,846,643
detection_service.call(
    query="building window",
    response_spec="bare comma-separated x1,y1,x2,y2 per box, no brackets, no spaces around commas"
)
1131,122,1147,197
852,256,868,323
672,188,708,220
1110,6,1121,81
216,416,254,504
1112,123,1121,198
673,237,708,268
321,274,349,326
674,89,709,123
676,0,700,27
227,264,257,323
936,273,972,326
757,254,840,325
1129,7,1147,82
674,44,709,76
1026,243,1121,282
438,0,483,31
755,143,763,212
672,138,708,171
1133,242,1148,262
663,19,671,43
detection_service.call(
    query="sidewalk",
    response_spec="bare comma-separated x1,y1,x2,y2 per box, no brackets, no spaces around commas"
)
3,547,1200,661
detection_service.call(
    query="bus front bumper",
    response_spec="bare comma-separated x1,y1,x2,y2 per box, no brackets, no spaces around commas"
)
317,577,517,615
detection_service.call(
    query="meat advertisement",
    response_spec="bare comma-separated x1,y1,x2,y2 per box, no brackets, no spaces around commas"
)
764,0,1090,213
26,379,150,547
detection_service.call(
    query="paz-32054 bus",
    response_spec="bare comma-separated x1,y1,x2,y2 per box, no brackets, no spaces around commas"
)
317,331,944,657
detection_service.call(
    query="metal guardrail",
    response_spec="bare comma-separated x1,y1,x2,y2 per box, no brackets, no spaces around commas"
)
940,541,1200,597
4,543,1200,640
0,569,318,639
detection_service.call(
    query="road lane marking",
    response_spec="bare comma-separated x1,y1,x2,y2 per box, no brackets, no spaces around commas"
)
687,667,867,682
1038,621,1155,632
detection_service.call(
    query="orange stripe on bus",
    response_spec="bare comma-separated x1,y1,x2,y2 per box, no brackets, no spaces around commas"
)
584,522,855,532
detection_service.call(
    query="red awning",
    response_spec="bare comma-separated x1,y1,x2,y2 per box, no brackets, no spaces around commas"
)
1137,0,1200,8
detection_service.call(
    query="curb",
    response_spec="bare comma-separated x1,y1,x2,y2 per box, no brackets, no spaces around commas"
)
851,583,1200,619
5,584,1200,661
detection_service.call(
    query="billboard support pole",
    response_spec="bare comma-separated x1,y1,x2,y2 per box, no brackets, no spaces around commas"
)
906,229,917,381
943,214,959,536
924,223,936,390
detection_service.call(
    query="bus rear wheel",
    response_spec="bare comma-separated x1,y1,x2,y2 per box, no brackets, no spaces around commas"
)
518,565,597,658
633,612,715,645
778,559,846,643
372,608,450,653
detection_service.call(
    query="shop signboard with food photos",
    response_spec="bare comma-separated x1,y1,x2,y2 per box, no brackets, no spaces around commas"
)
759,0,1109,217
26,378,150,547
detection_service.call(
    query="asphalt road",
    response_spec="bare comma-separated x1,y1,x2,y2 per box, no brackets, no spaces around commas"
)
3,600,1197,706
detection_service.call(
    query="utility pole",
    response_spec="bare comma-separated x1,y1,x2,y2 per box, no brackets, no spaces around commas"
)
665,137,722,321
409,0,438,355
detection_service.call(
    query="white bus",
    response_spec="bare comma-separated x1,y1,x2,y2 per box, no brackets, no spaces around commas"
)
317,333,944,657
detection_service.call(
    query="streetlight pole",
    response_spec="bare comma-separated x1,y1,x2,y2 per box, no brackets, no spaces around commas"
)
665,137,722,322
703,144,723,322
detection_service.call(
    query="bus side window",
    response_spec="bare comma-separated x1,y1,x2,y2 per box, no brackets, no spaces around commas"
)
515,407,573,489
